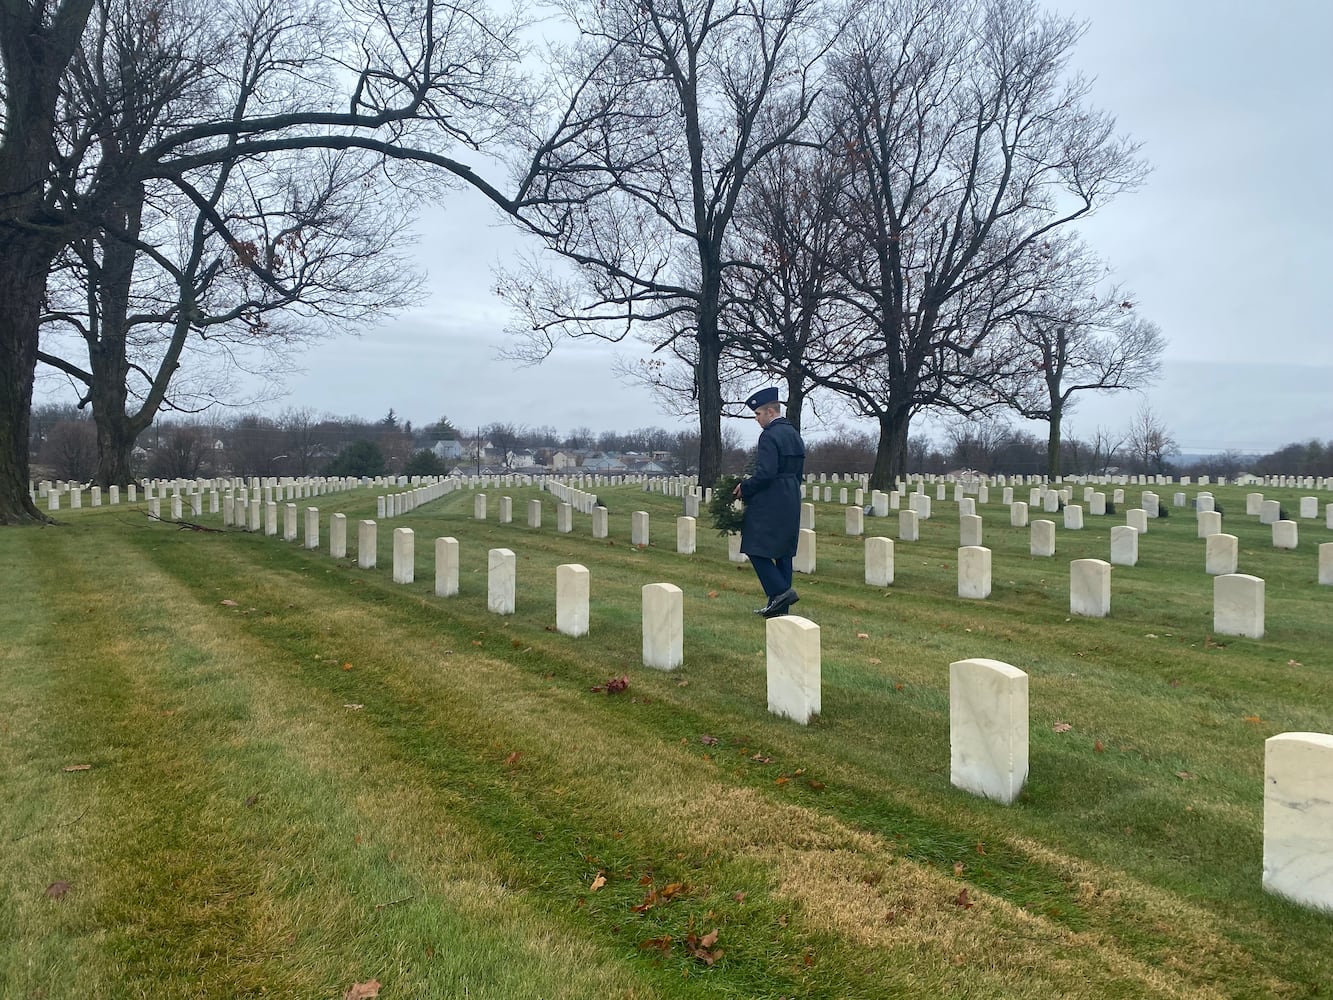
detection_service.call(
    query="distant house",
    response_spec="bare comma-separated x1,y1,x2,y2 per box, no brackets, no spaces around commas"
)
550,450,579,470
583,453,627,472
431,439,464,460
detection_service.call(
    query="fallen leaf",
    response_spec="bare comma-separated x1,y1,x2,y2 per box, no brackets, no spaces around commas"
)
504,751,522,766
220,599,238,606
639,935,672,954
1287,659,1302,667
774,776,790,787
590,873,607,891
1094,740,1105,753
707,591,719,599
975,842,986,855
733,891,746,903
244,793,260,808
699,734,719,745
953,861,964,876
344,703,364,711
343,981,381,1000
868,658,881,664
1175,770,1198,781
342,662,353,671
953,888,974,909
44,880,71,900
699,928,719,949
676,678,689,687
1242,714,1262,724
806,780,825,791
1052,721,1072,733
856,632,870,639
62,764,92,772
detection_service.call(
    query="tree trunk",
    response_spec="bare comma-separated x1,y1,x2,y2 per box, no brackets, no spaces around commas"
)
1045,399,1063,478
695,321,724,487
0,254,51,524
784,372,804,434
93,412,137,488
870,410,910,491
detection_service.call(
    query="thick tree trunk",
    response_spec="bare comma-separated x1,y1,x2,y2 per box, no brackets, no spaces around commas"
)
93,414,137,488
784,372,804,434
870,410,910,491
0,254,51,524
695,322,724,487
1045,400,1063,478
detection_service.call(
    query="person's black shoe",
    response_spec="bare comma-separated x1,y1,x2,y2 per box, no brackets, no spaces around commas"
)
754,594,782,615
761,588,799,618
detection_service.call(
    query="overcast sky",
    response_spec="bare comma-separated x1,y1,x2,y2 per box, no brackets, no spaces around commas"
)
38,0,1333,455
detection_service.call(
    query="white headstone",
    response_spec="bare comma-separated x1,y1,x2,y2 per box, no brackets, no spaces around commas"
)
676,516,696,555
728,531,745,563
1089,492,1106,516
265,500,278,536
1010,501,1028,527
1197,510,1222,538
304,507,319,549
899,509,919,542
1110,525,1138,567
1030,519,1055,557
1126,508,1148,534
556,563,590,637
800,502,815,530
959,514,982,547
1246,492,1265,516
949,658,1028,805
865,536,894,587
1320,542,1333,586
474,493,487,520
1263,732,1333,913
845,506,864,536
558,502,573,533
1063,504,1083,530
499,496,513,523
1259,499,1281,525
331,513,347,559
488,548,516,615
632,510,650,547
1205,533,1238,576
641,583,683,670
592,506,608,539
1070,558,1111,618
392,527,415,583
957,546,992,599
766,615,821,725
1214,574,1264,639
1272,520,1298,549
358,520,377,569
435,537,459,596
1299,496,1318,519
794,528,816,574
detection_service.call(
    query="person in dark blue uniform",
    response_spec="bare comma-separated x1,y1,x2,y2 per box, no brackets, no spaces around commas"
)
733,387,806,617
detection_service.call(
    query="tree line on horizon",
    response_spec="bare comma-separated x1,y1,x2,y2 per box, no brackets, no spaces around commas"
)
3,0,1166,523
32,402,1322,485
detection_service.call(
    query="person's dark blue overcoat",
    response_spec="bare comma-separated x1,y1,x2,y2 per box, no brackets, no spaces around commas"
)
739,416,805,558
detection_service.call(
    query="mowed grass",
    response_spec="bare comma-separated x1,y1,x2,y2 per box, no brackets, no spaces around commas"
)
2,480,1331,999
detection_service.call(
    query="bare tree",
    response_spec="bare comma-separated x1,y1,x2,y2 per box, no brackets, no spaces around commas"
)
40,420,99,481
1126,404,1176,475
499,0,832,485
809,0,1147,489
994,241,1166,475
1,0,533,522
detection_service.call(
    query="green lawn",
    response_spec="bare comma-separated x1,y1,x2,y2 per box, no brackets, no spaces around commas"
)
2,479,1331,999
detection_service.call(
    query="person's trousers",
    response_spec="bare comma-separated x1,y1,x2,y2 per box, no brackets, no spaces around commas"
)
749,554,793,599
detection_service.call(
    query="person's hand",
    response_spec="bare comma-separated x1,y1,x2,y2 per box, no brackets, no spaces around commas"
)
732,483,742,499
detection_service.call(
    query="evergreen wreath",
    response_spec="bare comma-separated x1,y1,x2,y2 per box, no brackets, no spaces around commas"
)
708,475,747,535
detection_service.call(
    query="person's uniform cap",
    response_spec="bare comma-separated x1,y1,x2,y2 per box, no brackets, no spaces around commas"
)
745,387,780,411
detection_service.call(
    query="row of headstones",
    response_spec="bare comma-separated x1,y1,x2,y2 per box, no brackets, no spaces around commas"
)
220,479,456,537
40,476,374,514
947,657,1333,914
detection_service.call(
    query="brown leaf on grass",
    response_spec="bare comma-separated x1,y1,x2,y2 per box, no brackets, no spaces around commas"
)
953,888,974,909
343,981,381,1000
868,658,881,665
1176,771,1198,780
975,842,986,855
504,751,522,766
1094,740,1105,753
1052,721,1072,733
733,891,746,903
44,880,71,900
750,753,772,763
856,632,870,639
699,734,719,745
62,764,92,772
1287,659,1302,667
685,928,722,965
220,599,238,606
244,794,260,809
342,663,353,671
806,779,826,791
590,873,607,892
1242,714,1262,724
344,704,364,711
676,678,689,687
952,861,965,876
774,777,790,787
590,675,629,694
707,591,719,599
639,935,672,954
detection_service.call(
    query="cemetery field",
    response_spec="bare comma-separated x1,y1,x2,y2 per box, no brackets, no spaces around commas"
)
2,482,1332,1000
